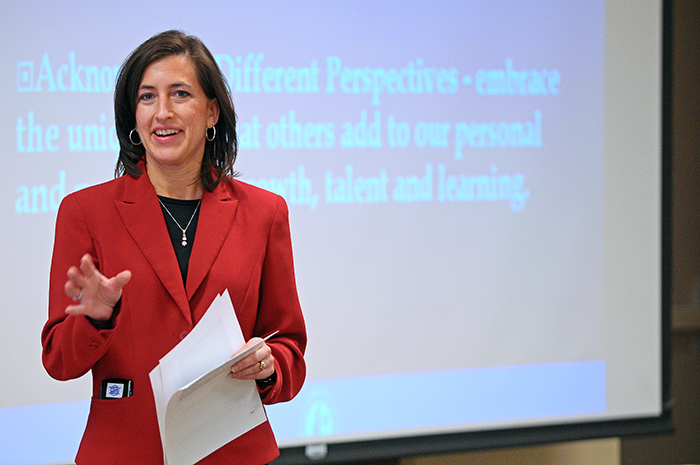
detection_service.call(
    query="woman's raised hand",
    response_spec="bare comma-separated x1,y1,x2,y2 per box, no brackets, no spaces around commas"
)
64,254,132,322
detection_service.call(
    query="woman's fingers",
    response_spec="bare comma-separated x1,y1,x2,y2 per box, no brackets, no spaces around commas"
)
63,254,131,322
110,270,132,294
229,341,275,380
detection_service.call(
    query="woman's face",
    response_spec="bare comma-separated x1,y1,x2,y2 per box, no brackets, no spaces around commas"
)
135,55,219,175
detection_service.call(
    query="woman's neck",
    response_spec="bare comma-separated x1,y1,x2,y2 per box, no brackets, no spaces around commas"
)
146,163,203,200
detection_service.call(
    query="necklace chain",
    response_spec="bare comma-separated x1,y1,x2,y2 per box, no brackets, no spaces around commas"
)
158,198,201,247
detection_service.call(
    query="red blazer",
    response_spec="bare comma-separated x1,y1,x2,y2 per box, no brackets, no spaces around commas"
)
41,168,306,464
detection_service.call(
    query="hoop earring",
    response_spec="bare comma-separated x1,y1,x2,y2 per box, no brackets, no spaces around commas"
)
206,126,216,142
129,128,142,145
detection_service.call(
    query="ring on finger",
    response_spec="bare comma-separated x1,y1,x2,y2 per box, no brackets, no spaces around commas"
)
73,289,83,301
259,361,266,371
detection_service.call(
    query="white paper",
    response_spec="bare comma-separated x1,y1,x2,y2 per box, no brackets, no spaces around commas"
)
149,290,267,465
148,365,167,460
158,290,245,403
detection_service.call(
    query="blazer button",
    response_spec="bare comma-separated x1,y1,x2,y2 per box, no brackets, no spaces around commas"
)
179,330,189,340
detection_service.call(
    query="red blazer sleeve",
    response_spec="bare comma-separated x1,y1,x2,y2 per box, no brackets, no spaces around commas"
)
41,193,118,381
254,196,307,404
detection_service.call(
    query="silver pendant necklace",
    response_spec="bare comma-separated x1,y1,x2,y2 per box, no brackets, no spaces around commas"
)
158,198,201,247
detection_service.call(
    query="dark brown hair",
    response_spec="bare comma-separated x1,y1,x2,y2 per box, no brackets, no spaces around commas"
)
114,30,237,190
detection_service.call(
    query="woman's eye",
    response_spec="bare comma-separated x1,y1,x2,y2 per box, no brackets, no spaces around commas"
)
174,90,190,98
139,93,154,102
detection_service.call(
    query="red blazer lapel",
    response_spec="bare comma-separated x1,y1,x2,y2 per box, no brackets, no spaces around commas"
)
186,182,239,299
114,172,193,325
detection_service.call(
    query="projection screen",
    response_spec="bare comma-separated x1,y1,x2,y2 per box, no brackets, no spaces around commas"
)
0,0,670,463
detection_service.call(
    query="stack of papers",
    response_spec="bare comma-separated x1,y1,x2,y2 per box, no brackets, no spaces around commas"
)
149,290,267,465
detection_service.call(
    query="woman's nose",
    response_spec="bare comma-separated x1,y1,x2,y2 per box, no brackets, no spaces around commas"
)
155,98,174,120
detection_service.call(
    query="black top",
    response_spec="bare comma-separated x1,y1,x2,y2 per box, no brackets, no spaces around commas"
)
158,196,201,284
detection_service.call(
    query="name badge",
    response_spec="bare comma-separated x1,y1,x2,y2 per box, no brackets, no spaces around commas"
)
100,378,133,399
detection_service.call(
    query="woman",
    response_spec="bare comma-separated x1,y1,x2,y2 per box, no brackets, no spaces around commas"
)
41,30,306,464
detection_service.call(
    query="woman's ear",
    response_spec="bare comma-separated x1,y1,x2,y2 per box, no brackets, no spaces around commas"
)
209,99,220,126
